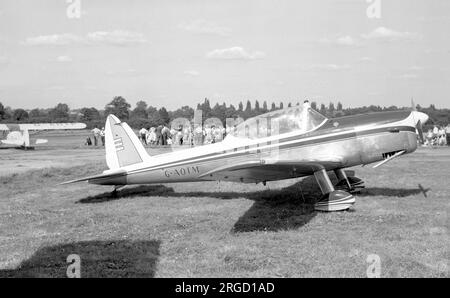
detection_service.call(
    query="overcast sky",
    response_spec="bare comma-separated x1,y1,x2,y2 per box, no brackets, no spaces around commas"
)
0,0,449,110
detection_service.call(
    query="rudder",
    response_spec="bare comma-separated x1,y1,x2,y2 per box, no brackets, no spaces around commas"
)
104,114,150,169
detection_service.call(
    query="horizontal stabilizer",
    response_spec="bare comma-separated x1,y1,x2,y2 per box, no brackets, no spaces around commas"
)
60,169,127,185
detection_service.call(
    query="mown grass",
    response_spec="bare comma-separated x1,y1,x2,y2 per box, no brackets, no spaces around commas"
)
0,148,448,278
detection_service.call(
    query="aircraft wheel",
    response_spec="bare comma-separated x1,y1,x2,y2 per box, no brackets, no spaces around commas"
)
314,190,355,212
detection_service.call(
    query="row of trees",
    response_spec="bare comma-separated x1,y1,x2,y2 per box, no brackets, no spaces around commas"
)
1,97,449,129
0,102,72,122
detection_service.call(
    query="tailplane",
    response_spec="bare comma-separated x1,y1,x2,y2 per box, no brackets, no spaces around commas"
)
105,114,151,169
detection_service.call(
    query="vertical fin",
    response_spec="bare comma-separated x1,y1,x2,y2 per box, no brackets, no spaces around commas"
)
105,115,150,169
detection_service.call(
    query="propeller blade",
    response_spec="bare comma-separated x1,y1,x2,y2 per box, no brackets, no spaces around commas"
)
411,98,416,111
416,120,424,144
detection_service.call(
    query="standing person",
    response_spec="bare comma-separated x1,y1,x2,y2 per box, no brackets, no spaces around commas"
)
426,129,433,146
144,127,150,146
438,126,446,146
161,125,169,146
204,125,213,144
91,126,101,146
446,124,450,146
210,125,216,144
432,125,439,145
183,126,190,146
147,127,156,145
100,127,105,146
155,125,163,145
178,125,184,145
139,127,148,145
221,126,226,141
195,125,203,146
170,127,177,144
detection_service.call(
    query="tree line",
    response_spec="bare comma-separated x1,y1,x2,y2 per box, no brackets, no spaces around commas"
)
0,96,449,129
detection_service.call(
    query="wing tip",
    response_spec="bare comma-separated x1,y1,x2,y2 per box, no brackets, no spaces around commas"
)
59,177,90,185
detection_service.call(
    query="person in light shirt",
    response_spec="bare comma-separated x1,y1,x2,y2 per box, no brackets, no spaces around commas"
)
139,127,148,145
195,125,203,145
100,127,105,146
425,129,433,146
91,126,101,146
446,124,450,146
433,125,439,137
436,126,446,146
146,127,156,145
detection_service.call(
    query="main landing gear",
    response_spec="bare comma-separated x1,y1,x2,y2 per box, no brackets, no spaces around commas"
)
111,185,125,197
313,168,356,212
334,169,365,193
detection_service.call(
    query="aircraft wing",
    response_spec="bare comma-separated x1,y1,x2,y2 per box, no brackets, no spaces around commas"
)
198,156,345,183
0,123,86,131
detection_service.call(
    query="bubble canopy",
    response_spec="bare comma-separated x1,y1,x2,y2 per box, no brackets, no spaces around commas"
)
230,104,328,139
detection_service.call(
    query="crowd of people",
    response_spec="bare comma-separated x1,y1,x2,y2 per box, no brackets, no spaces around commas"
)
83,124,228,147
424,125,450,147
84,123,450,148
137,124,227,147
85,126,105,146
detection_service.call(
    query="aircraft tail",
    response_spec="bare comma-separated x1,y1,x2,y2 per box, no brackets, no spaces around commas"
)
104,114,151,169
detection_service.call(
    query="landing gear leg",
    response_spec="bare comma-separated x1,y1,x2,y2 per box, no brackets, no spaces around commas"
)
314,168,355,212
111,185,124,197
314,168,335,194
334,168,352,190
334,169,364,192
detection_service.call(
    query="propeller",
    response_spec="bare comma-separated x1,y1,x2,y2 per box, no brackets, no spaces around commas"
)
418,184,430,198
411,99,428,144
416,120,424,144
411,98,416,111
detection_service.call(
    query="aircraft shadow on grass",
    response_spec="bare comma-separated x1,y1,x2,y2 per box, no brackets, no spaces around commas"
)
77,174,430,233
78,177,323,232
0,240,160,278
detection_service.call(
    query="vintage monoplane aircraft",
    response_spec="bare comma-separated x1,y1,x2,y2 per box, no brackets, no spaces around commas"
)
64,101,428,211
0,123,86,149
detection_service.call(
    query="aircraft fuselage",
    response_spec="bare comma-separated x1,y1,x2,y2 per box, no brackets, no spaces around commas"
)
89,110,420,186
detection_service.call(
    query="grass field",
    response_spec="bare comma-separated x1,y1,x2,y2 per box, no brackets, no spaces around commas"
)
0,139,448,277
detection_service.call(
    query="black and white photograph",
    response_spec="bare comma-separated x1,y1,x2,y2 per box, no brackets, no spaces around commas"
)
0,0,448,283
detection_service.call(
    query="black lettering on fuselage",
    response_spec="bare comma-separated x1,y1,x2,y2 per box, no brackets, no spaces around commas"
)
164,166,200,178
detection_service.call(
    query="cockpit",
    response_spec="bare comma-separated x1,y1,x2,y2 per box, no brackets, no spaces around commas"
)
230,102,328,139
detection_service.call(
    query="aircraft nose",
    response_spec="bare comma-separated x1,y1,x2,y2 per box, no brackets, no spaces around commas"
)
412,111,429,125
